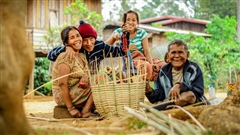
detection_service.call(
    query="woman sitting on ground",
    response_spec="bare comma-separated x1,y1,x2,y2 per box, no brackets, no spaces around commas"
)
51,26,96,118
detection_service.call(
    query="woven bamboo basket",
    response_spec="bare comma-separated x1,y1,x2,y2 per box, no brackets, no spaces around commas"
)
90,55,147,117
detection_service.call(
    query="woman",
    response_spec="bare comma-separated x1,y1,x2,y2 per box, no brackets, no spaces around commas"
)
106,10,153,75
106,10,163,80
51,26,96,118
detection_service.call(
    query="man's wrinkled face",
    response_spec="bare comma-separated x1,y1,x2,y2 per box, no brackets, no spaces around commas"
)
168,44,189,70
82,37,95,52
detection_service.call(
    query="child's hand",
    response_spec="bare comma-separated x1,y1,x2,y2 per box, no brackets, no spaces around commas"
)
122,23,130,32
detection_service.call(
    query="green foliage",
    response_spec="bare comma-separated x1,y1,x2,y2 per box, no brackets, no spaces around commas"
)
195,0,237,19
103,0,198,20
43,0,103,48
127,117,147,129
64,0,103,38
42,26,65,48
166,16,240,89
151,23,162,28
34,58,51,96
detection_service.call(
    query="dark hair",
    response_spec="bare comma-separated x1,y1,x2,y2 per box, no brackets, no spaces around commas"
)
167,39,188,52
61,26,80,46
122,10,139,24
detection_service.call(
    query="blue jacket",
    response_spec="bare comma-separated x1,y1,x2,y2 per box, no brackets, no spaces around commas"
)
146,60,208,104
47,35,129,74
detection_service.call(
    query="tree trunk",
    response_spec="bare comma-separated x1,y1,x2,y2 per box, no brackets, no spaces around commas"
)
0,0,36,135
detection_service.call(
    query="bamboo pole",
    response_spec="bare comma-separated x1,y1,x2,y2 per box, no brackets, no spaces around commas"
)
27,64,35,99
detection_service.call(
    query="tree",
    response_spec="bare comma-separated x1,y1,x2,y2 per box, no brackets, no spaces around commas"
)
64,0,103,38
195,0,237,20
102,0,198,20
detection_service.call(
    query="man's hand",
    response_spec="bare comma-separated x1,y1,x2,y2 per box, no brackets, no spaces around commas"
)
168,83,181,101
145,82,153,94
112,34,121,40
65,46,76,63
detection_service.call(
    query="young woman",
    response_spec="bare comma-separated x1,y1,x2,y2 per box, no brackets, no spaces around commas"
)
106,10,153,75
51,26,97,118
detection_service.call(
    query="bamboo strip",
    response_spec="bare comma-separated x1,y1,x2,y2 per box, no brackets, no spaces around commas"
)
26,116,60,122
124,106,172,134
168,105,206,131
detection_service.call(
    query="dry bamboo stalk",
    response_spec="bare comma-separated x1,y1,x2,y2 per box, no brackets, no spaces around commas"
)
168,114,175,135
126,54,131,82
130,131,160,135
95,56,100,85
81,127,124,131
144,62,147,81
109,115,130,127
131,56,134,76
140,102,171,122
35,124,93,135
118,54,123,84
34,91,45,96
23,71,81,98
110,53,117,84
140,103,194,135
136,59,140,82
140,103,204,135
124,106,172,134
168,105,206,131
147,113,169,128
184,121,202,135
165,116,188,135
26,116,60,122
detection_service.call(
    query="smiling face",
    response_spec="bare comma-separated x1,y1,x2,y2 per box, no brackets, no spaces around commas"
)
168,43,189,70
126,12,139,32
68,29,82,51
82,36,95,52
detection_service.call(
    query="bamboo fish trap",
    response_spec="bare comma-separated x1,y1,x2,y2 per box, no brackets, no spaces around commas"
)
90,54,147,117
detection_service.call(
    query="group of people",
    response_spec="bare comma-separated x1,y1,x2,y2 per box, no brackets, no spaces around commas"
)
48,10,209,118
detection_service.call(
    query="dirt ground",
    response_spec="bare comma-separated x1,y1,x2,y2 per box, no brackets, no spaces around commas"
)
24,92,227,135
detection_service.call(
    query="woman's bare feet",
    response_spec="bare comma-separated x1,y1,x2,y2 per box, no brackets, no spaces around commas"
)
69,108,81,118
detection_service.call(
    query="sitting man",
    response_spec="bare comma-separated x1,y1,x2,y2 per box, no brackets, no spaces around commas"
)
145,39,209,110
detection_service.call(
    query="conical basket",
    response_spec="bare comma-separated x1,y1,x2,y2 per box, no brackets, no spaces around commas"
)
90,55,147,117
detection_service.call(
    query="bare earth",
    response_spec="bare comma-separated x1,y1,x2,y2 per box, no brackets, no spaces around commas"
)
23,92,227,135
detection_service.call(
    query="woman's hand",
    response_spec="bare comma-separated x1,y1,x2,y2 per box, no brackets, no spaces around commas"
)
68,107,81,118
64,46,77,63
79,74,90,89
